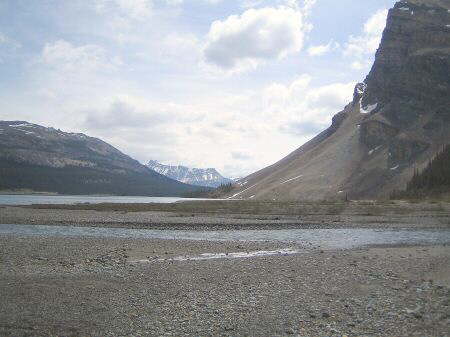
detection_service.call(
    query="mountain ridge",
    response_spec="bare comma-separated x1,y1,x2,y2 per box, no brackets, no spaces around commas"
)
147,160,232,188
0,121,205,196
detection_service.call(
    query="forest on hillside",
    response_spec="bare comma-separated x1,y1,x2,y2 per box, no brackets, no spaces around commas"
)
392,145,450,199
0,160,205,197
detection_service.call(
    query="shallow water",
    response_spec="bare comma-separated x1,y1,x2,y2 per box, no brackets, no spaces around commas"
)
0,194,211,205
1,224,449,250
145,248,300,262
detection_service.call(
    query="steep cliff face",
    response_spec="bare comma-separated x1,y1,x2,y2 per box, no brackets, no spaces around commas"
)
227,0,450,201
0,121,203,196
351,0,450,197
358,0,450,163
362,0,450,119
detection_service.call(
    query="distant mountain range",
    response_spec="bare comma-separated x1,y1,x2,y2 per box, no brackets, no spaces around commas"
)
0,121,206,196
147,160,232,188
226,0,450,201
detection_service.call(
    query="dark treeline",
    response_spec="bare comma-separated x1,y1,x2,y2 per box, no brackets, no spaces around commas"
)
0,160,203,197
391,144,450,199
215,182,234,193
183,182,234,198
209,182,234,198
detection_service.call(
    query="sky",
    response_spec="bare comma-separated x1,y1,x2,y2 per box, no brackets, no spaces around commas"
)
0,0,397,178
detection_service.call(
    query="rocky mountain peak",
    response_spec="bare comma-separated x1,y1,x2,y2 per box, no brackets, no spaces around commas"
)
356,0,450,167
360,0,450,124
147,160,232,188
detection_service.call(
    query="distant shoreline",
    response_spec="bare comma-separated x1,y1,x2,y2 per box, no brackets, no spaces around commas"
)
0,191,144,197
0,190,59,196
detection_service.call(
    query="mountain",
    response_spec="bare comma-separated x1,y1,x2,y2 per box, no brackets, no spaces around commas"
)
226,0,450,201
0,121,205,196
147,160,232,188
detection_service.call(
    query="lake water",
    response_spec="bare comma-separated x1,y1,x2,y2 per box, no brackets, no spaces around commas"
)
0,194,210,205
1,224,449,250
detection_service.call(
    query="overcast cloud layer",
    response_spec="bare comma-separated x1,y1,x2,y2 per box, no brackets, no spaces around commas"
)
0,0,395,178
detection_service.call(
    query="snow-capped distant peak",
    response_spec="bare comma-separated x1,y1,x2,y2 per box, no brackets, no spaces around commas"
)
146,160,233,188
7,121,34,128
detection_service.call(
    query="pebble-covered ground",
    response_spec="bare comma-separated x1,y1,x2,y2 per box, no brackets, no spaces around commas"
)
0,235,449,337
0,202,449,336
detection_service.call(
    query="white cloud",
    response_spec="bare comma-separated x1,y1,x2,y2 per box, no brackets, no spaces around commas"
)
305,82,354,110
0,32,21,63
262,75,355,136
164,0,223,5
203,6,310,72
84,95,204,130
93,0,158,44
343,9,388,59
164,0,183,5
364,8,388,37
116,0,153,18
350,60,372,70
67,73,354,178
96,0,153,20
201,0,224,4
307,40,339,56
285,0,316,12
159,33,202,64
232,151,252,160
28,40,125,123
241,0,316,10
41,40,119,73
0,32,21,49
241,0,265,8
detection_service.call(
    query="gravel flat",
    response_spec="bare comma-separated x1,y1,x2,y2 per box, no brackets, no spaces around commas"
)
1,235,449,336
0,202,449,336
1,202,450,230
